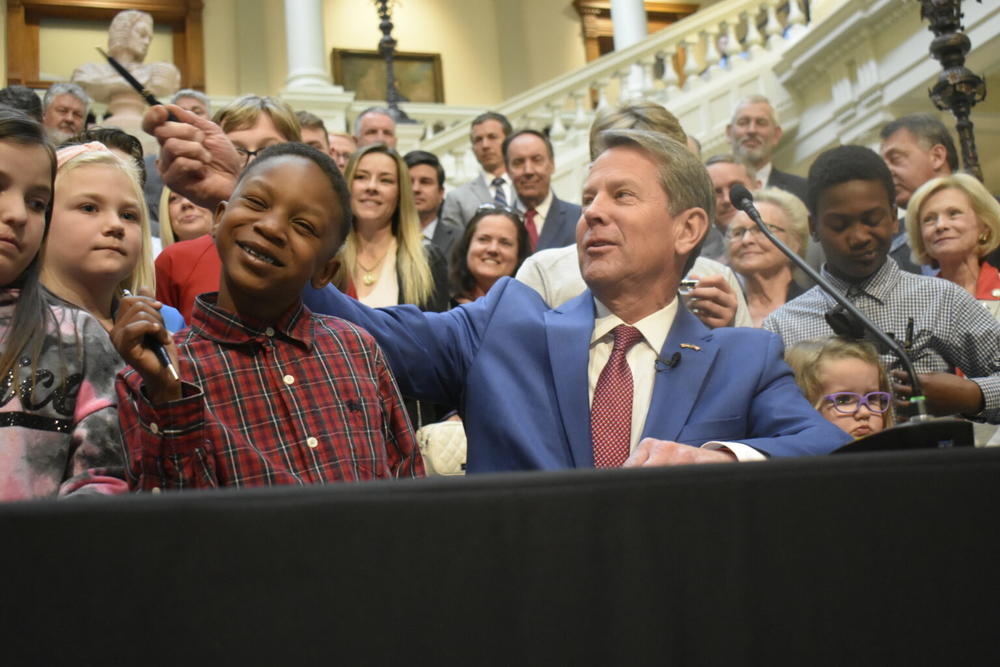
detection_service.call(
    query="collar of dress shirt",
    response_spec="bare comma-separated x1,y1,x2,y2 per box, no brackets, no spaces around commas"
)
422,217,438,242
192,292,313,349
755,161,773,186
591,296,678,354
520,188,554,221
819,255,900,306
483,170,511,188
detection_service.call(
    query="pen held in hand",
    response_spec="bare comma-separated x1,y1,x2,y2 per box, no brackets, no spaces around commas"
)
119,289,180,382
96,48,178,121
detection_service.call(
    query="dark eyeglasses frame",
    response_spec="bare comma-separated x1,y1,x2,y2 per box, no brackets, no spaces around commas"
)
235,146,265,165
726,222,787,242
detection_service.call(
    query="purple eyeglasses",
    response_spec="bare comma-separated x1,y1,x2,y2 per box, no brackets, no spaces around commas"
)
822,391,892,415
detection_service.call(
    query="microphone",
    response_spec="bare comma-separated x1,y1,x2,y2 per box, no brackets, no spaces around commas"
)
728,185,929,421
729,183,754,214
654,351,681,372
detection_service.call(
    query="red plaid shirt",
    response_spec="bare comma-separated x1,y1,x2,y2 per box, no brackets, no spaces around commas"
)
117,294,422,491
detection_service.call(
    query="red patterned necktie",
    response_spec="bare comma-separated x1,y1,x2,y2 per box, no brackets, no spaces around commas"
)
591,324,644,468
524,208,539,251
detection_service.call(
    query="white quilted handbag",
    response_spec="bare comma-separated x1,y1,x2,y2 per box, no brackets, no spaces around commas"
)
415,419,467,476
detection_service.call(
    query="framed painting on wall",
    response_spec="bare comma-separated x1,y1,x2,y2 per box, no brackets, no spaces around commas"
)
331,48,444,103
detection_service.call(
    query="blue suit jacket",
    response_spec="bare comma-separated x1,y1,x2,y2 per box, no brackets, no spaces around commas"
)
304,278,849,472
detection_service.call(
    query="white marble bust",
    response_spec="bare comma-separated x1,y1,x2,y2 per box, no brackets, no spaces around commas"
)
71,10,181,155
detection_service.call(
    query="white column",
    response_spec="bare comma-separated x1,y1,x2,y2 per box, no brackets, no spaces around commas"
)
284,0,335,89
610,0,648,98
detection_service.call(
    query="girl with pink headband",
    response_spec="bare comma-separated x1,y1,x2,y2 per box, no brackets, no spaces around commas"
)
40,139,183,333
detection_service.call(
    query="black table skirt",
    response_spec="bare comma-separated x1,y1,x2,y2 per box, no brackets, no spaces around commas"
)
3,447,999,666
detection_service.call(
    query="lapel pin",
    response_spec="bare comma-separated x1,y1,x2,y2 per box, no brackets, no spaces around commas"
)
680,343,701,351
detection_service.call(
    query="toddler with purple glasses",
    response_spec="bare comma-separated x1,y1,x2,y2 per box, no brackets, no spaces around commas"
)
785,337,894,439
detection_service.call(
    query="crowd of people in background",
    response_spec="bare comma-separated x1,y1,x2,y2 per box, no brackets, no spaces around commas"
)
0,69,998,502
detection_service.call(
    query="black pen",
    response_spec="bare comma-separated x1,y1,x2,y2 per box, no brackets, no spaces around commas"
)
120,289,180,381
96,48,178,121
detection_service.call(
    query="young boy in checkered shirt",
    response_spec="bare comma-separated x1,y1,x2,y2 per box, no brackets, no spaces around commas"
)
113,142,423,490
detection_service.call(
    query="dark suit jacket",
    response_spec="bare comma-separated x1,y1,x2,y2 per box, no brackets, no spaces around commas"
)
303,277,850,473
768,168,809,205
890,225,923,274
427,218,461,267
143,154,163,236
535,194,581,252
411,244,450,313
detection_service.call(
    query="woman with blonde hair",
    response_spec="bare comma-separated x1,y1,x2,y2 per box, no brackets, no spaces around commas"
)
41,142,183,331
906,173,1000,319
158,185,213,247
336,142,448,311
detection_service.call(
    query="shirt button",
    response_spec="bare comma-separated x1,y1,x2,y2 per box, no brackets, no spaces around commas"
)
306,437,319,448
283,374,295,385
265,327,275,337
150,422,160,435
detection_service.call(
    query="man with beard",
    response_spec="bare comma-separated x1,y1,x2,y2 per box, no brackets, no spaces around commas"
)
42,83,89,144
725,95,807,205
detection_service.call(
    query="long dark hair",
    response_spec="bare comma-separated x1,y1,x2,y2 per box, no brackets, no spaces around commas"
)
0,109,57,383
449,204,530,299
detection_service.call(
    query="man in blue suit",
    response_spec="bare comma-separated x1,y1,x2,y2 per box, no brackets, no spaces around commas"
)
503,129,581,253
305,129,850,470
141,104,848,470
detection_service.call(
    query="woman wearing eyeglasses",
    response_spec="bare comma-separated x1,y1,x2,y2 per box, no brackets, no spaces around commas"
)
450,204,530,306
785,337,894,439
727,187,810,327
334,143,448,312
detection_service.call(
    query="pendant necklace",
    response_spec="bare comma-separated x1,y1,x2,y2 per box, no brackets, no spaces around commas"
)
357,248,391,286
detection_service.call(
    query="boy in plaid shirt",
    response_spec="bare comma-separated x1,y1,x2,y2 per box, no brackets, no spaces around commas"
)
113,143,422,490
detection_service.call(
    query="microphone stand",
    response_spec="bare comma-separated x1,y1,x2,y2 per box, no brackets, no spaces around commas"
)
729,185,931,422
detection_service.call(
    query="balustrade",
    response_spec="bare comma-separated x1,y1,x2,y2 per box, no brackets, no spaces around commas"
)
409,0,812,187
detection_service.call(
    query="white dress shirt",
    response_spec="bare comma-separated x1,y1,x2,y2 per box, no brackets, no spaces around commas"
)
422,218,438,243
589,297,765,461
485,171,513,205
755,161,773,186
519,189,553,235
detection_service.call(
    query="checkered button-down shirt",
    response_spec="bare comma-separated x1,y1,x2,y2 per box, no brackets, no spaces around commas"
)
764,258,1000,423
117,294,422,491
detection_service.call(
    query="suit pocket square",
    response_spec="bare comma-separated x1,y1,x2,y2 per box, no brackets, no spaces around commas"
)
675,417,746,445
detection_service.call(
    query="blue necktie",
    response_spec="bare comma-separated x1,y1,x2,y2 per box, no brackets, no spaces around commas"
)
492,177,507,207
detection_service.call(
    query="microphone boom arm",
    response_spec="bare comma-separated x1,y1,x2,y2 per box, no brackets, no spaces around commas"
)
730,185,929,421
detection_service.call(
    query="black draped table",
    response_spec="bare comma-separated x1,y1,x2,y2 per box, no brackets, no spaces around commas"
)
3,447,999,665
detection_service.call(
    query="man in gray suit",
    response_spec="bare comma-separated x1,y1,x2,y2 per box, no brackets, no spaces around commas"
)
503,129,580,254
404,150,461,265
440,111,514,229
725,94,807,204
